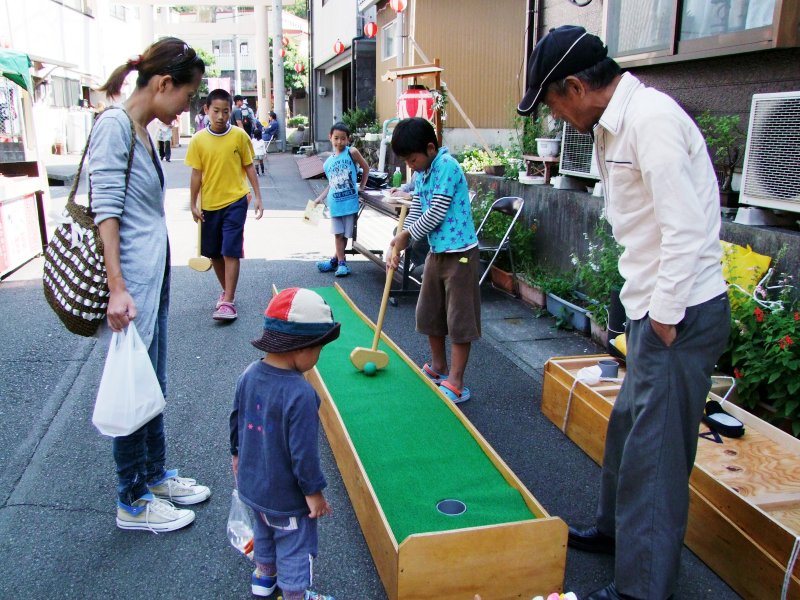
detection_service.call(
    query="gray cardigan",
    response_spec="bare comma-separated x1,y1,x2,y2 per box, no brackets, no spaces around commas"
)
89,108,167,348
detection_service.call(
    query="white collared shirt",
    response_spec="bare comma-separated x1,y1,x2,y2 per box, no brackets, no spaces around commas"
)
594,73,727,325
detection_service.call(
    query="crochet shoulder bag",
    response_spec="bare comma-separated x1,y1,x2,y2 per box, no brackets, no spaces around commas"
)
42,108,136,337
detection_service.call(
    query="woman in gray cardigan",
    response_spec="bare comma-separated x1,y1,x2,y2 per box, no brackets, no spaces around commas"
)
90,37,210,533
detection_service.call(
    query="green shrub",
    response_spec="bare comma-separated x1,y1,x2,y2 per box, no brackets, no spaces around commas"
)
287,114,308,128
471,189,536,272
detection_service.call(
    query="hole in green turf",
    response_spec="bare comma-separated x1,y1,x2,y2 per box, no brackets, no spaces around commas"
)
436,499,467,516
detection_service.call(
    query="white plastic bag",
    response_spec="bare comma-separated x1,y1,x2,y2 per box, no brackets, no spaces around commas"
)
227,489,254,559
92,322,166,437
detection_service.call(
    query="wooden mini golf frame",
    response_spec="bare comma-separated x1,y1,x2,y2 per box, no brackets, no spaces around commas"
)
305,284,567,600
542,354,800,600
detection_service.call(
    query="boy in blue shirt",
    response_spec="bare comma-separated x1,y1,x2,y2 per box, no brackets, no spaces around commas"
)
314,122,370,277
388,117,481,404
230,288,340,600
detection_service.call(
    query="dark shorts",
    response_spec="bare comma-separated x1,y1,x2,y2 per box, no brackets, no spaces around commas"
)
416,245,481,343
201,196,248,259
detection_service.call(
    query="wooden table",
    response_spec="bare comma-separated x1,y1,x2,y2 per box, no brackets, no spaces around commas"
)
353,190,420,301
522,155,559,184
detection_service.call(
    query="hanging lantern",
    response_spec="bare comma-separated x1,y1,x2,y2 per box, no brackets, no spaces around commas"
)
333,39,345,55
281,36,290,47
294,62,305,74
363,21,378,39
397,85,435,122
279,47,287,58
389,0,407,12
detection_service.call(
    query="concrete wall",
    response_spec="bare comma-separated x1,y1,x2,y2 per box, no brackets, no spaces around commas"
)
465,174,800,281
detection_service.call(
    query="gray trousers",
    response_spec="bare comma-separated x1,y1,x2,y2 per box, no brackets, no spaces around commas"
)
596,293,730,600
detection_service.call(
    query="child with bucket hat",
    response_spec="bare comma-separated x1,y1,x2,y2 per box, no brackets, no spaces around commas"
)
230,288,340,600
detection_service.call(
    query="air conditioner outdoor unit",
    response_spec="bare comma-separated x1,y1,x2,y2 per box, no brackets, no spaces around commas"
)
740,91,800,213
559,123,600,179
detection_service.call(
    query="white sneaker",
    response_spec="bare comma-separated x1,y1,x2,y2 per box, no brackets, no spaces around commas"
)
147,469,211,505
116,493,195,533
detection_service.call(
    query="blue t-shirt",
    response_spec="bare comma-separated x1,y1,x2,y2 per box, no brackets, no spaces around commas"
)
415,147,477,253
323,147,360,217
231,361,327,517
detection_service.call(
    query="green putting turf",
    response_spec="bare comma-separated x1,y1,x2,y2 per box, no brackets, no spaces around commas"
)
314,287,536,543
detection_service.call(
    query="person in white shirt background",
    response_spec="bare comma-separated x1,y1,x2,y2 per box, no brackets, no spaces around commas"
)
156,119,174,162
517,26,730,600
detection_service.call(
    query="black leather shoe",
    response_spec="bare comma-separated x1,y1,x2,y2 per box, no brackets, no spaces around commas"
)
585,583,632,600
568,525,615,554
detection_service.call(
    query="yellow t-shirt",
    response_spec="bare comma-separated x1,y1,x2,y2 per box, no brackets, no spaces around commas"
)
185,126,254,211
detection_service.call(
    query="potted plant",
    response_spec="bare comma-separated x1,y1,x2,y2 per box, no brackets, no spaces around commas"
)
572,217,625,345
696,111,746,207
720,265,800,436
540,270,590,333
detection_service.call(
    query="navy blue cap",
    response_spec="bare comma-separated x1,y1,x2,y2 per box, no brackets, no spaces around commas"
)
517,25,608,116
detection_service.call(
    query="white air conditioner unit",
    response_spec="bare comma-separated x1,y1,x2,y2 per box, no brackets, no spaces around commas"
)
740,91,800,213
559,123,600,179
317,86,328,97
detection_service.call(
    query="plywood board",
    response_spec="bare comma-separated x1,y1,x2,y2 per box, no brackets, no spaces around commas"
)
541,355,800,600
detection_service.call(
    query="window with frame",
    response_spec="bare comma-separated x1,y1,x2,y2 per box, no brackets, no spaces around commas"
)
51,0,95,17
109,3,127,21
606,0,792,65
382,20,398,61
212,40,235,56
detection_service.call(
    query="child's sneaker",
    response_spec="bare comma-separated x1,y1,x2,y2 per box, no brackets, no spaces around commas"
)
317,257,338,272
116,493,195,533
147,469,211,505
305,591,335,600
213,301,237,321
251,570,277,597
334,262,351,277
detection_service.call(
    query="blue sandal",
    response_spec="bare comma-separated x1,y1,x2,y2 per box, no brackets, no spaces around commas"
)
421,363,447,384
439,381,471,404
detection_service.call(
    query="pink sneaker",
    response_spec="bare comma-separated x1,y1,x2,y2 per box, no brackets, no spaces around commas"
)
213,301,237,321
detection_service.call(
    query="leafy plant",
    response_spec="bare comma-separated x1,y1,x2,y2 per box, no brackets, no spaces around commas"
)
287,114,308,128
431,83,449,122
341,99,377,132
470,189,536,272
696,111,745,192
571,216,625,328
722,268,800,435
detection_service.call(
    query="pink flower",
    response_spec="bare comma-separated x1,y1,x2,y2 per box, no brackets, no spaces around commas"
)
794,312,799,321
734,368,742,379
754,307,764,323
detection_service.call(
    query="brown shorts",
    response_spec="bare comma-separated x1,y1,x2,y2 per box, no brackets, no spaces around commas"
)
415,246,481,343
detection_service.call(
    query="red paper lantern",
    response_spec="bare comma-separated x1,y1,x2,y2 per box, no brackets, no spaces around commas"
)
389,0,407,12
279,47,287,58
294,62,305,74
333,39,345,55
363,21,378,39
397,85,434,121
281,36,290,47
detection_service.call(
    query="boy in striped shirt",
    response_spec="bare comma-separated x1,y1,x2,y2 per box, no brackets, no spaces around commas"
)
387,117,481,404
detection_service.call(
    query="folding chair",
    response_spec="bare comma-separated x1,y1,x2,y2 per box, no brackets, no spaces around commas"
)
475,196,526,291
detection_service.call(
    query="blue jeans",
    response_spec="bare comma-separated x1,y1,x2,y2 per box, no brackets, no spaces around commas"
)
112,259,170,505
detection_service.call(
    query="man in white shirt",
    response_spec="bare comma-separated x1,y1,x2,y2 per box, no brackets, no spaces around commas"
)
518,26,730,600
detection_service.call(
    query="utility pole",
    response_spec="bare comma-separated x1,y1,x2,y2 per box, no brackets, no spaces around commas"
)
271,0,286,151
233,7,241,96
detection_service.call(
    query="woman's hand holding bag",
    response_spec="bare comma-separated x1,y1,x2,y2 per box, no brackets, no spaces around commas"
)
92,322,166,437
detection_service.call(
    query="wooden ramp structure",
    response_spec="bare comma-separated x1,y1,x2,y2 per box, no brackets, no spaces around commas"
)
306,284,567,600
542,355,800,600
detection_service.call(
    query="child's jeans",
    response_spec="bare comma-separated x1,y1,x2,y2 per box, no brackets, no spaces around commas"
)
112,260,170,505
253,510,318,593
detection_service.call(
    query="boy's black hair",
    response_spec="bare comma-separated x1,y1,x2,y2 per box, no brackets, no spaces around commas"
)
206,88,232,107
330,121,351,137
233,94,244,103
269,111,277,119
391,118,438,157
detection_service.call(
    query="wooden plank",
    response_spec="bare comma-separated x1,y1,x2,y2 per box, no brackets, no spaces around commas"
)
397,519,567,600
541,355,800,600
296,155,325,179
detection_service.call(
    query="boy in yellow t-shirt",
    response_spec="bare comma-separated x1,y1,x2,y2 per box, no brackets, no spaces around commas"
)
186,88,264,321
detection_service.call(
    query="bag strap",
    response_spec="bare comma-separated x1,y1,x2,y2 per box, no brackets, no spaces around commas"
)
65,107,137,224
